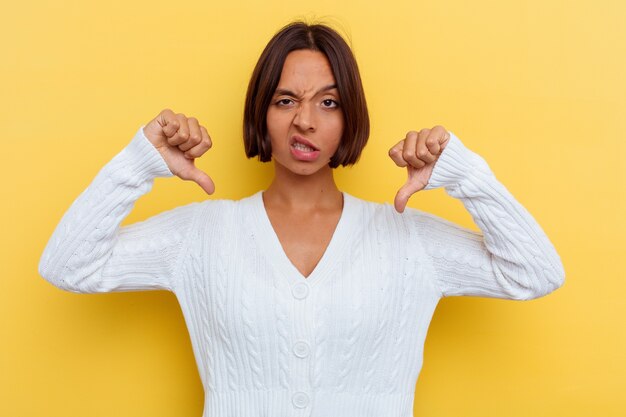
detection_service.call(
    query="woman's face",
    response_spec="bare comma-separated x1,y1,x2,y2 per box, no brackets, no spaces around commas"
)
266,49,345,176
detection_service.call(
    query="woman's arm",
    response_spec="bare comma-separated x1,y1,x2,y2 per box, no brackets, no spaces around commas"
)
38,126,199,293
408,131,565,300
390,127,565,300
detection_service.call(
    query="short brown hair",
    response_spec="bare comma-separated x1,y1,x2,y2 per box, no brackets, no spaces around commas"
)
243,21,370,168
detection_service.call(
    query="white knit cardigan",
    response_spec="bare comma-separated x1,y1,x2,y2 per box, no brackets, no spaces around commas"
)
39,126,565,417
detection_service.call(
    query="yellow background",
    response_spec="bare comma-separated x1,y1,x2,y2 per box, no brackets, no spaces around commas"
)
2,0,624,416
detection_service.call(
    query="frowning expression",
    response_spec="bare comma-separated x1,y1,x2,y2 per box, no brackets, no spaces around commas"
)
266,49,345,176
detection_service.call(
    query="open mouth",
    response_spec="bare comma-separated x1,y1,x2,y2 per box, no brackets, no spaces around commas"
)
289,135,321,161
291,135,319,152
292,142,317,152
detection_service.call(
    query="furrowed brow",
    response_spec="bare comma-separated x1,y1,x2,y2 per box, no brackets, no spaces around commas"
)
274,84,338,97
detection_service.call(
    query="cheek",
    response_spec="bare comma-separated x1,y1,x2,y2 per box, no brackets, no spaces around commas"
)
267,111,290,133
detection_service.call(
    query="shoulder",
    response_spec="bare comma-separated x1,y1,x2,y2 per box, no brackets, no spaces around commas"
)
193,192,261,224
345,193,390,213
346,193,416,233
196,196,238,212
196,191,258,209
347,192,427,221
347,193,458,238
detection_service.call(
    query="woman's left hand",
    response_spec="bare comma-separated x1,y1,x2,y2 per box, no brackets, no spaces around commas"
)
388,126,451,213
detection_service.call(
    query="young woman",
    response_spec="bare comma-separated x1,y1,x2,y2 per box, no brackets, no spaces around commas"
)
39,21,565,417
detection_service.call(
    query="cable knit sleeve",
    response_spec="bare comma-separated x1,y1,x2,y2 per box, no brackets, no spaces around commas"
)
409,131,565,300
38,126,200,294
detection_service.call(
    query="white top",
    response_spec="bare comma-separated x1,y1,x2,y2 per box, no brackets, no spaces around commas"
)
39,126,565,417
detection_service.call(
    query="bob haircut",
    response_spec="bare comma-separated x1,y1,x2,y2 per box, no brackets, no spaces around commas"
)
243,21,370,168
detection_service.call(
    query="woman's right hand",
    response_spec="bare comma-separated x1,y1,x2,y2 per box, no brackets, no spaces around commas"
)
142,109,215,195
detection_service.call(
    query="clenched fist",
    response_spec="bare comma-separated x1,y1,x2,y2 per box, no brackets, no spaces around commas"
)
388,125,451,213
143,109,215,195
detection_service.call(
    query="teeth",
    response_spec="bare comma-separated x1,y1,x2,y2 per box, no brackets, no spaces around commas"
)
293,142,315,152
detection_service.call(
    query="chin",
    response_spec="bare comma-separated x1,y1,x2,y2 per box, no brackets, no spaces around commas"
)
291,165,322,176
275,159,330,177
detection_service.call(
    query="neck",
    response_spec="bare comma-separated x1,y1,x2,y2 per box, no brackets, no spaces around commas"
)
263,163,342,211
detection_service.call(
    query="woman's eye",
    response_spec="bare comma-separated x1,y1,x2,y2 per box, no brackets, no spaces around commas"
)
277,98,293,106
322,99,339,108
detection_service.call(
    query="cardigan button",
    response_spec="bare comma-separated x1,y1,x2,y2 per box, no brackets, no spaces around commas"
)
292,391,310,408
291,282,309,299
293,341,310,358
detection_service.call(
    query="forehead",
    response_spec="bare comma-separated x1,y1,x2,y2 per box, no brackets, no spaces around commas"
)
276,49,336,91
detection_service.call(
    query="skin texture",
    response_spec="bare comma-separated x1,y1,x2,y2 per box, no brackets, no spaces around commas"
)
265,49,345,178
262,49,345,278
141,50,452,277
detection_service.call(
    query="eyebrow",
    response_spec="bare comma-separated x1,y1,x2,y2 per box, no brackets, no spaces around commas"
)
273,84,338,97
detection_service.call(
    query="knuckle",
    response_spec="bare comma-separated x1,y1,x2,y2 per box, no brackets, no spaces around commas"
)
417,149,429,158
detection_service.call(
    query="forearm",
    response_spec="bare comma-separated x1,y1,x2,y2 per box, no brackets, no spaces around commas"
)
38,126,176,293
421,132,565,300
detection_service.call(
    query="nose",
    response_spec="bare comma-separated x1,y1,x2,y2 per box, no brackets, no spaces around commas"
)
292,101,315,131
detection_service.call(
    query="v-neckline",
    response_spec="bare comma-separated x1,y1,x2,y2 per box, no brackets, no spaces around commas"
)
248,190,357,287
